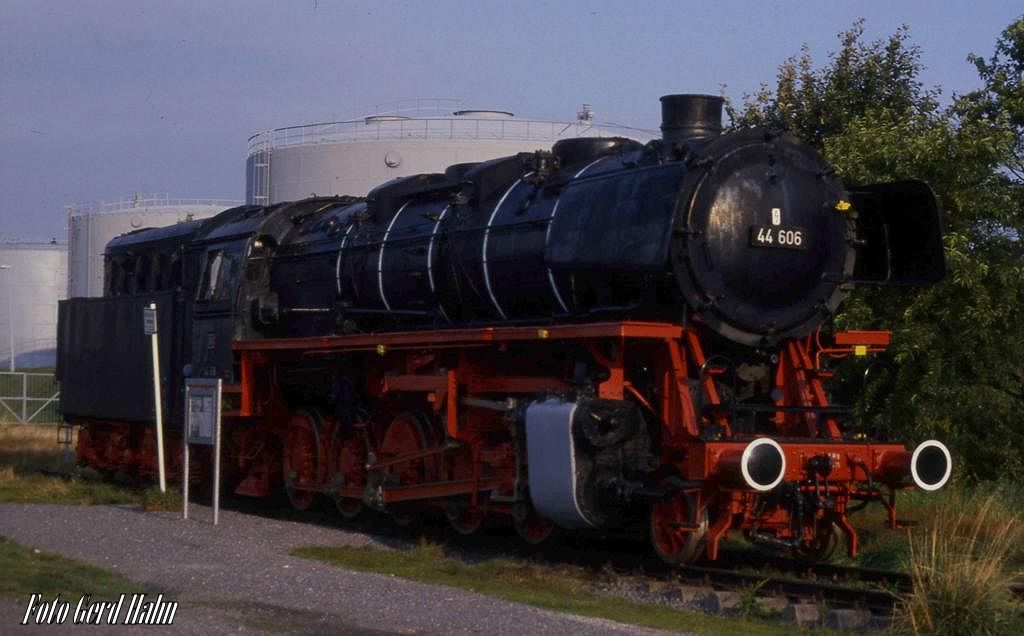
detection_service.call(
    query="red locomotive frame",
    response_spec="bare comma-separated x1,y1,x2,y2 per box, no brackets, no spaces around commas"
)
111,320,916,562
73,320,929,561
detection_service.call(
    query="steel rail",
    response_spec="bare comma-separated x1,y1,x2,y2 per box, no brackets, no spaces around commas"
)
676,564,900,615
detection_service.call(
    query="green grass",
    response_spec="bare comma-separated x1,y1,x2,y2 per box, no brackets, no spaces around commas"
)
0,467,140,505
0,534,141,600
894,487,1024,635
141,485,181,512
835,482,1024,573
0,423,140,505
292,541,801,636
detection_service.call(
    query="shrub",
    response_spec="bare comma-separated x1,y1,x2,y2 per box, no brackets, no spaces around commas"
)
896,486,1024,635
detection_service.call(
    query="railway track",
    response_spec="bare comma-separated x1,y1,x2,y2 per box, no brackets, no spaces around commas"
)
170,486,917,619
670,553,1024,621
713,550,911,590
674,563,901,616
42,469,1021,624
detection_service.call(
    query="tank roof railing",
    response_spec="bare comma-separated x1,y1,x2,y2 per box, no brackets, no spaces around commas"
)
339,98,466,120
246,116,656,157
65,194,243,216
0,238,67,249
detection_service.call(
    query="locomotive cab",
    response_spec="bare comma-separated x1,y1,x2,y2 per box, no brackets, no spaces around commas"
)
190,239,247,380
186,198,356,382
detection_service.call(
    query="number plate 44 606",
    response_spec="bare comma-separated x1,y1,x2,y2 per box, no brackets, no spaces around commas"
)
749,225,806,250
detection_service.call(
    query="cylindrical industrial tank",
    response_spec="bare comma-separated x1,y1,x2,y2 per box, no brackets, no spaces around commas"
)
0,240,68,369
65,194,241,298
246,99,652,205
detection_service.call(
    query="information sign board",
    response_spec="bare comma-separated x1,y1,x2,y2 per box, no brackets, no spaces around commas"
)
143,307,157,335
185,379,220,446
183,377,223,524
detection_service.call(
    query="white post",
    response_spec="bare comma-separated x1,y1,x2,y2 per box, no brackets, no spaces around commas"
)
213,378,222,526
182,423,189,520
0,265,12,372
6,274,12,373
147,303,167,492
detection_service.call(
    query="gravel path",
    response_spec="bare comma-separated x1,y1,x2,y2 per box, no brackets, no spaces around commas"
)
0,503,674,635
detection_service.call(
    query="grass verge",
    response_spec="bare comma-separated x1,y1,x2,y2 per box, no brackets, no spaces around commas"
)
895,486,1024,635
0,423,140,505
141,485,182,512
292,541,798,636
0,534,140,600
0,466,140,506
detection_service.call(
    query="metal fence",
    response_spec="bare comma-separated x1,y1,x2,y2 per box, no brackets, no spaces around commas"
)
0,372,60,424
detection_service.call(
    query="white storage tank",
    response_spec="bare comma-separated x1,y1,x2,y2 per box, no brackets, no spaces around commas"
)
0,240,68,369
247,99,652,205
65,194,241,298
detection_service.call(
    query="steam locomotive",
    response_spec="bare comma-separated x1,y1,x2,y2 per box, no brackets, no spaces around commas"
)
58,94,952,563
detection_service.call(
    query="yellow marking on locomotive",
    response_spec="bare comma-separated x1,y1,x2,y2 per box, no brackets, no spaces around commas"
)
854,345,868,356
537,329,550,339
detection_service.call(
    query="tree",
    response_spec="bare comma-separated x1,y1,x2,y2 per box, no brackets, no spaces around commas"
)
728,21,938,147
966,17,1024,184
729,18,1024,480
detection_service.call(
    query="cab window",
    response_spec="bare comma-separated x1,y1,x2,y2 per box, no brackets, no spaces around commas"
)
198,250,240,302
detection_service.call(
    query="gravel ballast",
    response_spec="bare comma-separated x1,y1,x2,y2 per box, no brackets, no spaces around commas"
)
0,503,671,635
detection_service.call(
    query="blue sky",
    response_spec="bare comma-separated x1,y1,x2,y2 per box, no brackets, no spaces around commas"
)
1,1,1020,240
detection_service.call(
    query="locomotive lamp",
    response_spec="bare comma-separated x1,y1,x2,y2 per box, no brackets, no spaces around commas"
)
718,438,787,491
876,439,953,491
910,441,953,491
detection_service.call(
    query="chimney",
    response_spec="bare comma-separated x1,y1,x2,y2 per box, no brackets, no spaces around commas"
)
659,94,724,151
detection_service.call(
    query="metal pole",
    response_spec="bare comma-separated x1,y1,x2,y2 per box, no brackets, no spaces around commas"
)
6,273,12,373
149,303,166,492
213,379,222,526
0,265,13,372
182,421,189,520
